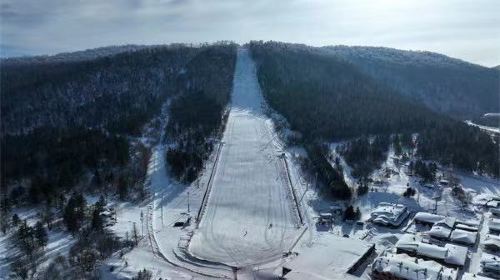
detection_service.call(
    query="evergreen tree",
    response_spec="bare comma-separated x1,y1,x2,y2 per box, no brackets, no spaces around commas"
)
63,193,86,234
12,213,20,227
34,221,48,248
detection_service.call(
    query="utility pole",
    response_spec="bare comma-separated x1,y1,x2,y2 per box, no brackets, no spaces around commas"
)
140,211,144,237
160,195,164,228
188,191,190,213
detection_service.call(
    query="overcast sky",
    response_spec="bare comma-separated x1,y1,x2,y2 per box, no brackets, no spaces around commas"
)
1,0,499,66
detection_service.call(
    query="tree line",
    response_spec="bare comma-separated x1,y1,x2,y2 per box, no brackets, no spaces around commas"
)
165,45,237,183
249,41,499,199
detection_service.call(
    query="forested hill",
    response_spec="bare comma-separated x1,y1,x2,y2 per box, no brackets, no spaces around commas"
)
1,43,237,205
321,46,499,119
249,41,499,181
1,45,198,135
249,41,445,140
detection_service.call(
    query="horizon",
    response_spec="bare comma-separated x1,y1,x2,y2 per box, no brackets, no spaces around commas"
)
1,0,499,67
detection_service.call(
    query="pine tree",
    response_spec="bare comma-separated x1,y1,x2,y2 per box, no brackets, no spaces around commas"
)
34,221,48,248
63,193,86,234
132,222,139,246
12,213,20,227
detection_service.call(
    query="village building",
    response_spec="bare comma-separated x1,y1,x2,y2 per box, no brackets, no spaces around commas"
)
276,234,375,280
369,202,409,227
395,234,468,267
480,253,500,278
490,207,500,218
488,218,500,234
449,229,478,246
414,212,456,227
371,252,457,280
482,234,500,252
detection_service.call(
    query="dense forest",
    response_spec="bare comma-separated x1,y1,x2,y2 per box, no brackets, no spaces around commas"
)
471,115,500,128
322,46,500,119
1,43,237,206
1,43,237,279
1,45,200,135
340,136,390,179
249,41,500,192
165,45,237,182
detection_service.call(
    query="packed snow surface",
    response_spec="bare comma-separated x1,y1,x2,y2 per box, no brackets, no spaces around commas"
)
188,48,300,267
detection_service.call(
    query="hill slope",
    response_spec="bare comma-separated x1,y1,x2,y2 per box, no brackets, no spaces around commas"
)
321,46,500,119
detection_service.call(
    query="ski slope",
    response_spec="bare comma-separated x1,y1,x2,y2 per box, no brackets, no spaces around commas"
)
188,48,300,267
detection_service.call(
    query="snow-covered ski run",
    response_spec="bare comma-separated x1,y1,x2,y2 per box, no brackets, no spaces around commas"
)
188,48,303,267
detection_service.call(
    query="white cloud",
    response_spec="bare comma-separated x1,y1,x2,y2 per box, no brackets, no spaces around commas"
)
1,0,499,66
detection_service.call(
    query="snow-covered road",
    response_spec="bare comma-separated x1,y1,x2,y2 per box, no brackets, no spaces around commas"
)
188,48,301,267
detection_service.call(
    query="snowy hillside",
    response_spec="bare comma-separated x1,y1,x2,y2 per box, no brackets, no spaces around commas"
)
321,46,500,119
189,48,302,267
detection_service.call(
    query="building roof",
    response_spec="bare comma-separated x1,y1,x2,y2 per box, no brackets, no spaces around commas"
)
488,218,500,232
396,234,468,266
370,203,408,226
443,244,468,266
277,234,374,280
371,253,457,280
482,235,500,251
481,253,500,273
417,243,447,260
429,225,452,239
462,272,495,280
455,223,479,232
490,207,500,216
450,229,477,245
414,212,456,227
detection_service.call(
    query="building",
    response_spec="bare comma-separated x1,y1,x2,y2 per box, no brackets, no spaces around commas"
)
482,235,500,252
276,234,375,280
473,194,500,209
371,253,457,280
480,253,500,278
414,212,456,227
370,202,410,227
413,212,478,246
428,223,453,240
449,229,478,246
490,208,500,218
395,234,468,267
488,218,500,234
462,273,496,280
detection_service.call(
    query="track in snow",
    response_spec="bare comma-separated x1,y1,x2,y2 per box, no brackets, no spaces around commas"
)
188,48,300,267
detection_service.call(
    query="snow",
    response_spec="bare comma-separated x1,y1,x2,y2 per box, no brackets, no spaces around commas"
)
372,252,458,280
443,243,468,267
482,234,500,251
370,203,409,227
416,242,448,260
395,234,468,267
490,208,500,217
414,212,452,225
480,253,500,275
465,120,500,135
428,224,453,239
450,229,478,245
488,218,500,233
277,234,374,280
462,273,495,280
188,48,301,267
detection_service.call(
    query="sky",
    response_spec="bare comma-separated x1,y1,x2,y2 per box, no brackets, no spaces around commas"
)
1,0,499,66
